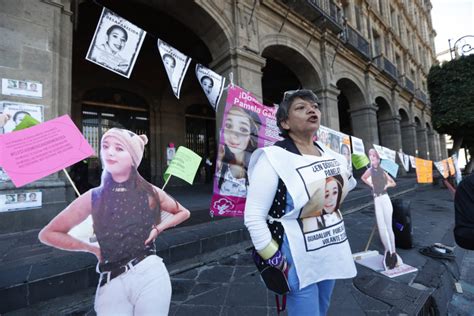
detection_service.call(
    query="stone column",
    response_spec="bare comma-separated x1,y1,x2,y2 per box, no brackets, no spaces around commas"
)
317,85,340,130
400,122,417,156
378,116,403,151
427,130,437,161
439,134,449,159
350,103,379,148
0,1,74,233
210,48,266,125
416,127,429,159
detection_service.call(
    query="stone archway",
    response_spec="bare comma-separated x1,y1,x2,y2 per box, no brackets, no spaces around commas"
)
336,78,372,144
261,44,322,105
72,1,229,184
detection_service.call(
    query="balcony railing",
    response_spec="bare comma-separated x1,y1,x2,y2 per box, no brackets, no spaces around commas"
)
279,0,344,33
416,90,428,104
344,25,371,60
382,57,397,81
373,55,398,82
405,78,415,94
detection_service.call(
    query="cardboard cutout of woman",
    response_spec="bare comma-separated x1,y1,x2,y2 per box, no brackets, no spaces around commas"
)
39,128,190,315
361,148,401,270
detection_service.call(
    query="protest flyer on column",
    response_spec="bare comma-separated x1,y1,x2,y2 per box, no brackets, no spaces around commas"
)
1,78,43,99
210,86,281,217
157,39,191,99
0,115,95,187
317,126,352,172
85,8,146,78
196,64,226,111
0,101,44,182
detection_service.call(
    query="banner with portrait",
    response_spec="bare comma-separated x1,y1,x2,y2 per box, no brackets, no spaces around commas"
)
409,155,417,169
157,39,191,99
86,8,146,78
447,157,456,176
210,85,281,217
452,153,463,184
195,64,226,111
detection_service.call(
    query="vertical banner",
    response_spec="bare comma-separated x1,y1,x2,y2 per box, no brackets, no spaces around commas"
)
351,136,365,155
210,86,281,217
398,151,410,172
86,8,146,78
447,157,456,176
434,160,449,179
157,39,191,99
196,64,226,111
415,158,433,183
452,153,463,184
409,155,417,169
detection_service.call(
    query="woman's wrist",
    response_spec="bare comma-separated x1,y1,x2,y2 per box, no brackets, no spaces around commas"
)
258,239,279,260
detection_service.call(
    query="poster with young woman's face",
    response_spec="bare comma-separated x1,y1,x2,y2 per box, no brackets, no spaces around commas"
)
86,8,146,78
195,64,226,111
209,86,282,217
157,39,191,99
296,165,351,252
0,101,44,182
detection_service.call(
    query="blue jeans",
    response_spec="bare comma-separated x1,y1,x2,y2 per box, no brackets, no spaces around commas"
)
281,235,335,316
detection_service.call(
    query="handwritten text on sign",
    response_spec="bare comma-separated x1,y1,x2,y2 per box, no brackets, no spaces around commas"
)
0,115,95,187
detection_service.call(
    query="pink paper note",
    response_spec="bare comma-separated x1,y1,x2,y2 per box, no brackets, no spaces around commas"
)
0,115,95,187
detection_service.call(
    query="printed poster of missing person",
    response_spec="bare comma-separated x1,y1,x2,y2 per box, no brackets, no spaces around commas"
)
86,8,146,78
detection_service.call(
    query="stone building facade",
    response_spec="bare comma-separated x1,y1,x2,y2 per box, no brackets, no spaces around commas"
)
0,0,446,232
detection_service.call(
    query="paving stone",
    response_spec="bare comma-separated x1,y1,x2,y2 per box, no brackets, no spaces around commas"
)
174,304,221,316
226,283,268,307
196,266,234,283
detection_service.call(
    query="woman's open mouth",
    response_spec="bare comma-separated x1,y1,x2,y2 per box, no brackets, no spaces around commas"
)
308,115,318,123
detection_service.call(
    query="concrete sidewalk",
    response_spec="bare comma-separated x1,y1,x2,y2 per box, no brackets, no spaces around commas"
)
4,177,470,315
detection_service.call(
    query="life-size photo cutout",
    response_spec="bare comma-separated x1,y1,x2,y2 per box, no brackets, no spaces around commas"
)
39,128,190,314
209,86,281,217
86,8,146,78
360,149,404,271
157,39,191,99
195,64,226,110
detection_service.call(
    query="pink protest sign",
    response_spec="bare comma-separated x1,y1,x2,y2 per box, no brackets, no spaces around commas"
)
0,115,95,187
210,86,282,217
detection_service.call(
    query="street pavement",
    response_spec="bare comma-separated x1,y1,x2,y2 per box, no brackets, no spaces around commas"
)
3,178,474,315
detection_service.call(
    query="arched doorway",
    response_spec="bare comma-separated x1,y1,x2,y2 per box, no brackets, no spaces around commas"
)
336,78,369,144
261,44,321,107
72,0,229,185
415,117,428,158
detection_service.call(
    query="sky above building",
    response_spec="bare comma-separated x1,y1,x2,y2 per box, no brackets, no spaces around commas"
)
431,0,474,61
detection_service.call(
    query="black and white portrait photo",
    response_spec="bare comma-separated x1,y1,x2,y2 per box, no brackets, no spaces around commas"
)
86,8,146,78
157,39,192,99
195,64,225,110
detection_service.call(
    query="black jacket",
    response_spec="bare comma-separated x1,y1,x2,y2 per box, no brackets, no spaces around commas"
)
454,173,474,250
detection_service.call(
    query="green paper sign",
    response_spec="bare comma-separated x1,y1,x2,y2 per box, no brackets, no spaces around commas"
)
164,146,202,185
12,114,40,131
352,153,370,170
